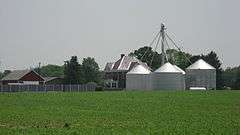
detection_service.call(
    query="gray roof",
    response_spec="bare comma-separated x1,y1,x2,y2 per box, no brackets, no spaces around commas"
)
154,62,182,73
187,59,215,70
43,77,61,82
127,64,151,74
1,70,32,81
104,55,151,72
104,62,115,72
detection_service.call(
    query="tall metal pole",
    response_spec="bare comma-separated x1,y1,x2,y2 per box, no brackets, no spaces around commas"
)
160,23,166,65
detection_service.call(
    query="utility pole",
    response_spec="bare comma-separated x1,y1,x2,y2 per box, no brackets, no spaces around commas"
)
160,23,167,66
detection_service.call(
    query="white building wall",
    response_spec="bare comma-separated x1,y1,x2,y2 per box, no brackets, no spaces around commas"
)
23,81,40,85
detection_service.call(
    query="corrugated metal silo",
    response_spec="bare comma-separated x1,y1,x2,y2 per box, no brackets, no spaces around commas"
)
186,59,216,90
126,64,151,90
174,65,186,89
151,63,185,90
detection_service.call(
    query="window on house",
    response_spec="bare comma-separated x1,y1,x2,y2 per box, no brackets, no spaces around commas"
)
112,83,117,88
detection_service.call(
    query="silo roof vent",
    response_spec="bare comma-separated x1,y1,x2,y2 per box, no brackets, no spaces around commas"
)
186,59,215,70
127,64,151,74
154,62,182,73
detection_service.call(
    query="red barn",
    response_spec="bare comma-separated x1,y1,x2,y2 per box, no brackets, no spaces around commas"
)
0,70,44,85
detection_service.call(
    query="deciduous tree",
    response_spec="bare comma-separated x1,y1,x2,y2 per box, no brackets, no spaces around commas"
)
81,57,100,84
64,56,82,84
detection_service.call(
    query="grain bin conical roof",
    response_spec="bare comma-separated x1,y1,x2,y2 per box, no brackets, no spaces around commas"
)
154,62,182,73
186,59,215,70
173,65,186,74
127,64,151,74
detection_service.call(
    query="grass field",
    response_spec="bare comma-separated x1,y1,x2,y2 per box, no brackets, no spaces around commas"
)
0,91,240,135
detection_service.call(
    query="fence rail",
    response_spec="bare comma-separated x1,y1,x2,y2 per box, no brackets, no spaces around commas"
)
0,84,97,92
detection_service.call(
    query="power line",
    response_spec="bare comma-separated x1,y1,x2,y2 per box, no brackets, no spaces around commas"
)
140,29,161,61
166,33,192,64
150,32,161,67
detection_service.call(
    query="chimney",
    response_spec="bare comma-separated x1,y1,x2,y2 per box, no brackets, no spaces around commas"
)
121,54,125,58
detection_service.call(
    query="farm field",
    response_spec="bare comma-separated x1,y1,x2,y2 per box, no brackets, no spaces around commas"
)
0,91,240,135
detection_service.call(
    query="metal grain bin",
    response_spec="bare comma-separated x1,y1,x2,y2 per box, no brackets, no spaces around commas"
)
151,63,185,90
126,64,151,90
186,59,216,90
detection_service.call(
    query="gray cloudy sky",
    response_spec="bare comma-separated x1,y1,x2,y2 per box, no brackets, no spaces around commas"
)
0,0,239,71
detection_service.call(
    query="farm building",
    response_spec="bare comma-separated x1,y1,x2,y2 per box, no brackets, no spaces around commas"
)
0,70,45,85
126,64,151,90
104,54,151,89
43,77,63,85
151,62,185,90
186,59,216,90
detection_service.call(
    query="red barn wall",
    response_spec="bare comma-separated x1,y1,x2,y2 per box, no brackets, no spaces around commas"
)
20,71,44,81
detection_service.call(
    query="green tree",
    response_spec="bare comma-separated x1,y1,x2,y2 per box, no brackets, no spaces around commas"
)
234,70,240,89
38,64,64,77
3,70,11,77
189,55,202,64
222,66,240,88
81,57,101,84
64,56,82,84
202,51,222,70
129,46,161,70
0,72,3,79
166,49,192,69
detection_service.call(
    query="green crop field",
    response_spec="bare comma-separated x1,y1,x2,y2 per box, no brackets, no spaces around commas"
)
0,91,240,135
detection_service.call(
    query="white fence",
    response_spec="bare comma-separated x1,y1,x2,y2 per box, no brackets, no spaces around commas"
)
0,84,97,92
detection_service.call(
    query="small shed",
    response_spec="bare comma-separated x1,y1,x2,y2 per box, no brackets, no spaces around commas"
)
126,64,151,90
186,59,216,90
151,63,185,90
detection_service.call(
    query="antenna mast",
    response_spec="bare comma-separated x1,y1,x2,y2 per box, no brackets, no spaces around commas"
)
160,23,167,65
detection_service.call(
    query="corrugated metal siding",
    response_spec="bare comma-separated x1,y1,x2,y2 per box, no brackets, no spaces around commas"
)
126,74,151,90
186,69,216,90
151,73,185,90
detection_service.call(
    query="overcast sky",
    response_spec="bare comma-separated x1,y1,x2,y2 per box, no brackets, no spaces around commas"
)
0,0,239,71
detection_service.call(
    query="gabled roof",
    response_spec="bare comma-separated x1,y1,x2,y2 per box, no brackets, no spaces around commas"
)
154,62,182,73
1,70,44,81
186,59,215,70
113,56,138,70
127,64,151,74
104,55,151,72
43,77,62,82
104,62,115,72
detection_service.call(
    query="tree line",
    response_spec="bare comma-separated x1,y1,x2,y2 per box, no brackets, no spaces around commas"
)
0,46,239,89
33,56,101,85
